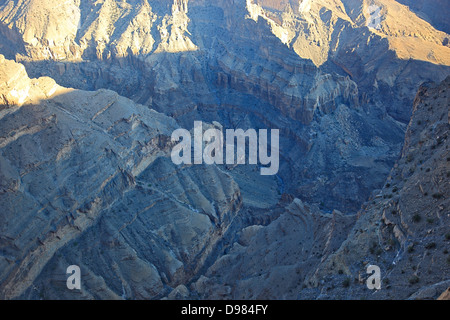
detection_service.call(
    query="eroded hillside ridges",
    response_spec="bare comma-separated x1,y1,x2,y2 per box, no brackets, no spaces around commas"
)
308,76,450,299
190,76,449,300
0,0,449,300
3,0,449,211
0,55,245,299
1,57,448,300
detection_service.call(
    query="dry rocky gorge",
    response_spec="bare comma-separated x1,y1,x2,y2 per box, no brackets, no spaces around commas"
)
0,0,449,299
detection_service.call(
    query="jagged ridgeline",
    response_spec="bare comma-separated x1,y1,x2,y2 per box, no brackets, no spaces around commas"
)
0,0,449,300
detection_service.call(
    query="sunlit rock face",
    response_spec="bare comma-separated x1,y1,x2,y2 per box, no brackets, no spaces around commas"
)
395,0,450,34
6,0,449,211
0,1,449,300
0,0,198,60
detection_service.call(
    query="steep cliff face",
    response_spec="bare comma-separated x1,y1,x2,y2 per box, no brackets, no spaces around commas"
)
189,76,449,300
306,76,450,299
0,0,81,60
192,199,357,299
0,0,197,60
0,56,242,299
396,0,450,34
0,1,449,300
4,0,448,212
246,0,450,66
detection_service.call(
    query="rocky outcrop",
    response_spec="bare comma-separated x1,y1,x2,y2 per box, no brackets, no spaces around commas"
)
396,0,450,34
0,55,32,106
190,76,449,300
3,0,447,214
0,1,449,300
0,57,242,299
0,0,197,61
192,199,356,299
305,76,450,299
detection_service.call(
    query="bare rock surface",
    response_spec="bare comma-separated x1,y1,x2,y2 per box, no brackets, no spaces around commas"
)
0,1,449,300
5,0,448,211
0,56,242,299
304,76,450,299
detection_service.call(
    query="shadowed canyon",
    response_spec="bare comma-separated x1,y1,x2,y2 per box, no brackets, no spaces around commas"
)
0,0,449,300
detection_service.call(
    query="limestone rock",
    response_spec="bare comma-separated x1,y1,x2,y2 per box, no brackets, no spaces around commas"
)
0,1,449,300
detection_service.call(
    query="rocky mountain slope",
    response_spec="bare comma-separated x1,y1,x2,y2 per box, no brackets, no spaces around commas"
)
186,76,449,300
307,75,450,299
0,56,243,299
2,0,448,212
396,0,450,34
0,0,449,300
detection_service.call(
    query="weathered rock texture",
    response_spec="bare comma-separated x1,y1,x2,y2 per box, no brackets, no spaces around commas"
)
396,0,450,34
305,76,450,299
190,76,449,300
4,0,448,212
0,0,449,300
0,56,243,299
